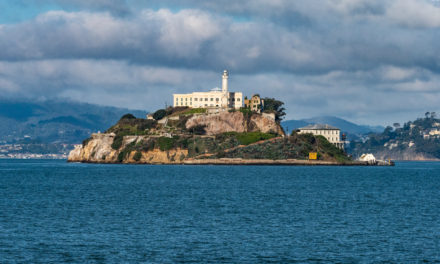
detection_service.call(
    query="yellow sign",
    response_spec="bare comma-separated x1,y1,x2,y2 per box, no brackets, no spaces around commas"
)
309,152,317,160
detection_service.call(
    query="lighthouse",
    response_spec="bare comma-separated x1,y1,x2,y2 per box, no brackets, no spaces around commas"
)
173,69,242,109
222,70,228,93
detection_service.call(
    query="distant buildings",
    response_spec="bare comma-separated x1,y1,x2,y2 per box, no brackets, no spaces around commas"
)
244,94,264,113
173,70,243,109
298,124,344,149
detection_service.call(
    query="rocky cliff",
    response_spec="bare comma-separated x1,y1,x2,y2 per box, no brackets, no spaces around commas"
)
68,109,350,164
68,133,188,164
185,111,284,136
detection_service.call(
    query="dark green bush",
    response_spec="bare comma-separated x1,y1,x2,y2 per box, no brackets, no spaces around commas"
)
153,109,167,120
156,137,176,151
188,124,206,135
111,134,124,150
82,137,92,147
235,132,277,145
133,151,142,161
117,142,136,162
120,113,136,120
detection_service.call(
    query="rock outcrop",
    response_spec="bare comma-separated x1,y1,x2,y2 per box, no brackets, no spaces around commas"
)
68,111,286,164
68,133,189,164
68,133,118,162
185,111,284,136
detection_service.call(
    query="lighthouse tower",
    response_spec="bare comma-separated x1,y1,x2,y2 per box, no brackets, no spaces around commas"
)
221,70,229,108
222,70,228,93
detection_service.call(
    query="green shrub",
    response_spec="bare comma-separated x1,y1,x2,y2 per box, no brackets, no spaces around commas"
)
181,108,207,115
188,124,206,135
141,140,156,152
153,109,167,120
239,108,252,115
117,142,136,162
120,113,136,120
133,151,142,161
117,152,125,162
156,137,176,151
82,137,92,147
111,134,124,150
165,106,189,115
235,132,277,145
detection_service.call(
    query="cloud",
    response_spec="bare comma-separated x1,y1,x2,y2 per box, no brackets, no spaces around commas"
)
0,2,439,125
387,0,440,28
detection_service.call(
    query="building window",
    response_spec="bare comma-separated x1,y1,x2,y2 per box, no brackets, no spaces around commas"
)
195,98,198,101
205,104,208,106
210,98,214,101
190,98,192,101
237,98,240,101
185,98,187,101
232,98,235,101
205,98,208,101
216,98,219,101
181,98,183,101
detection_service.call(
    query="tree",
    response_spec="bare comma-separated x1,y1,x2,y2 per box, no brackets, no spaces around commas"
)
393,123,400,129
262,97,286,122
120,113,136,120
425,112,430,118
153,109,167,120
188,124,206,135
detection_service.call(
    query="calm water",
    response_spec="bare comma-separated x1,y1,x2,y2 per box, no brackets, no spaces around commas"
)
1,160,440,263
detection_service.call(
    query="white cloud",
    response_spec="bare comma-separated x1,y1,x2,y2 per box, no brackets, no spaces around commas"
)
387,0,440,28
0,3,440,124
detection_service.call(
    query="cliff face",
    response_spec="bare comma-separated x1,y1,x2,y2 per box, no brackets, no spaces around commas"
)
68,133,118,162
185,111,284,136
68,111,287,164
68,133,188,164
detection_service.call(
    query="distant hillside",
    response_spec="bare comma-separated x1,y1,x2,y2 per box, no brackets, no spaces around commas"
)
0,99,147,144
351,115,440,160
281,116,384,139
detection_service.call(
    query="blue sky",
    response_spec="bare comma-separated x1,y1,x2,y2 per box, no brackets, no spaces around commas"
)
0,0,440,125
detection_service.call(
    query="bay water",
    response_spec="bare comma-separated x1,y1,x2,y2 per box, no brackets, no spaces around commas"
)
1,160,440,263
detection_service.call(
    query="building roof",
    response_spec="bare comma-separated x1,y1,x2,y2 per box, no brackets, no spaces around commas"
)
299,124,340,130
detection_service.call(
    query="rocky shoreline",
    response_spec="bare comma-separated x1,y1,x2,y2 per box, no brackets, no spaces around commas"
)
68,157,394,166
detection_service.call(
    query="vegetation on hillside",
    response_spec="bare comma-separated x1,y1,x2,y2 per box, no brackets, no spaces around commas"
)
262,97,286,122
208,132,350,162
351,113,440,159
78,105,351,163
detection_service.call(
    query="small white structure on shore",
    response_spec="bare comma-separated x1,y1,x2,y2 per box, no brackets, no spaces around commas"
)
359,153,376,164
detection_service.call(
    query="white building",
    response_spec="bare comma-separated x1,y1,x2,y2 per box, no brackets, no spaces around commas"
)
298,124,345,149
173,70,243,109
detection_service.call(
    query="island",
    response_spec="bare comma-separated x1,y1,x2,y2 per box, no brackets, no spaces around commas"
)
68,70,392,166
